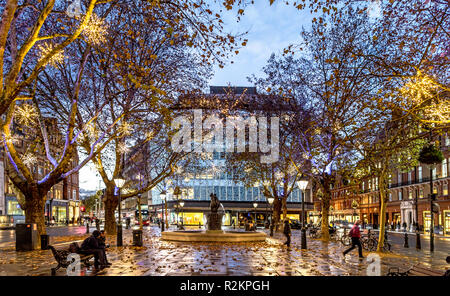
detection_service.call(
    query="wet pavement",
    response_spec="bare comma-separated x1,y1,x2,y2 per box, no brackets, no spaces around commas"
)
0,226,448,276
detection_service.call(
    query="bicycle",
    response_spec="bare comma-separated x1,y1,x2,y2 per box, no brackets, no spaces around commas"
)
361,231,391,252
339,229,352,246
361,231,377,251
308,225,321,239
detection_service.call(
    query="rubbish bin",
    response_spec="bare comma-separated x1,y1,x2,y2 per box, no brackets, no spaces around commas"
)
40,234,50,250
15,223,39,251
133,229,143,247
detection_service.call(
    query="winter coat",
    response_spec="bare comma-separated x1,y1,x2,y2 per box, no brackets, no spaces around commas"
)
283,222,291,235
349,224,361,238
81,235,100,250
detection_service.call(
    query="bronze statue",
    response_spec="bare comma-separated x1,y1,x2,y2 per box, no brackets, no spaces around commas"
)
208,193,222,231
210,193,220,213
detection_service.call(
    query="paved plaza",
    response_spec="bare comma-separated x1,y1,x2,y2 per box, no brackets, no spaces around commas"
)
0,226,448,276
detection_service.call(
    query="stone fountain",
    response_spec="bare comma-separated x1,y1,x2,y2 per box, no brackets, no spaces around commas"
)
161,193,267,242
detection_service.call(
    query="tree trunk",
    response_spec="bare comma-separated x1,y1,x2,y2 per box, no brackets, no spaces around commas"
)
24,191,47,245
104,192,118,235
273,197,282,231
320,177,332,241
377,174,388,252
138,195,143,230
282,197,287,219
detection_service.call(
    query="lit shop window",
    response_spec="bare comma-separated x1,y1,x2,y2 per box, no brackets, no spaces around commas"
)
418,167,422,182
442,159,448,178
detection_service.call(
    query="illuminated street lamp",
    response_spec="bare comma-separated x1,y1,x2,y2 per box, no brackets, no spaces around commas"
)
160,190,166,232
114,174,126,247
267,197,275,236
253,202,258,229
180,200,185,228
297,179,309,249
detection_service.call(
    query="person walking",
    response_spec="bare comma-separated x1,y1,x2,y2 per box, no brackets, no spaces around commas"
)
343,220,364,259
283,219,291,247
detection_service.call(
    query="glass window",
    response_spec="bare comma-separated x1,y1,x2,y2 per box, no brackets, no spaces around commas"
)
442,159,448,178
233,186,239,201
398,191,402,201
389,193,392,201
418,167,422,182
220,186,226,200
227,186,232,200
239,186,245,201
246,187,253,201
194,186,200,200
7,200,24,215
253,187,259,200
408,172,412,183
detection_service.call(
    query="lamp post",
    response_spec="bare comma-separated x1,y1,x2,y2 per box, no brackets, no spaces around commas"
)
253,201,258,229
160,190,166,232
114,175,126,247
268,197,274,236
180,200,185,228
297,179,309,249
414,166,421,250
351,199,359,224
174,186,181,229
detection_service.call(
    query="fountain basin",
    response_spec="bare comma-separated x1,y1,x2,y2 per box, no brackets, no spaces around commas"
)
161,230,267,242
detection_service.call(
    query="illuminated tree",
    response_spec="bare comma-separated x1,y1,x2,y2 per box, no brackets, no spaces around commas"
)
0,0,113,121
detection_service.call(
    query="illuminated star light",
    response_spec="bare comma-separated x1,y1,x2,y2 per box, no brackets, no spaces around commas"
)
21,153,37,166
117,121,133,136
37,43,64,67
15,104,38,126
82,13,108,45
117,142,130,154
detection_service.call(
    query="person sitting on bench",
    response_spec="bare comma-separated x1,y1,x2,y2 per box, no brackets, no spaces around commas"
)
98,230,111,266
80,230,108,270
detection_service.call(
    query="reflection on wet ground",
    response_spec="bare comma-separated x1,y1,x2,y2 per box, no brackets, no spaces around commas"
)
0,226,447,276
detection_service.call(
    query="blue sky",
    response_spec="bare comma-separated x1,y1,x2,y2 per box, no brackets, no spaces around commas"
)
79,1,315,192
209,1,314,87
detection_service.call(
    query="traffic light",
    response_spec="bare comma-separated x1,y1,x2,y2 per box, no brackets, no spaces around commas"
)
80,206,86,212
431,193,437,201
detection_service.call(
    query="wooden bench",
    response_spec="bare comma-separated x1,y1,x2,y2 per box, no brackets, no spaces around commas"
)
48,243,94,276
387,264,446,276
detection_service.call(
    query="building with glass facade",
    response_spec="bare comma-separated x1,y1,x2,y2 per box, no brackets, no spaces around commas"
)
145,86,314,226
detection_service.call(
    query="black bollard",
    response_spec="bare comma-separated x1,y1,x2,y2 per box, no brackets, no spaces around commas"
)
404,231,409,248
86,222,89,234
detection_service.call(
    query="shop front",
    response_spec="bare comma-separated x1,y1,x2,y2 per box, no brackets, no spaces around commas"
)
50,200,68,224
423,211,431,233
68,201,80,224
180,212,204,226
444,210,450,236
5,195,25,224
309,211,321,224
